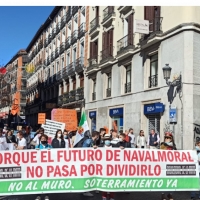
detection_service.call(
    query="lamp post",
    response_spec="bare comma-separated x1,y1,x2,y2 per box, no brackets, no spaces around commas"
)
162,64,183,149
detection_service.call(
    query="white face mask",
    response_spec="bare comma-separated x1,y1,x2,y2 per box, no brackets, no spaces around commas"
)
119,138,123,142
57,134,61,138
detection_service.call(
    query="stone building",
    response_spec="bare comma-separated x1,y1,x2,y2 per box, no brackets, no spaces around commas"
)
85,6,200,150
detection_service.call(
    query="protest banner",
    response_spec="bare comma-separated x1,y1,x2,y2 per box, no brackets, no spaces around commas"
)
41,119,65,136
51,109,77,130
0,149,198,195
38,113,46,124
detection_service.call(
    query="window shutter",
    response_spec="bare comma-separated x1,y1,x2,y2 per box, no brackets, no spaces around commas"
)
102,32,106,51
128,14,133,45
90,42,93,58
93,42,96,58
109,29,113,56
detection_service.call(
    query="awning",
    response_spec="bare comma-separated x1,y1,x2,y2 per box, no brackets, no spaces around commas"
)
144,103,165,115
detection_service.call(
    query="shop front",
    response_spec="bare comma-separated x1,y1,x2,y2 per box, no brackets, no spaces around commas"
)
109,107,124,133
89,111,96,132
144,102,165,135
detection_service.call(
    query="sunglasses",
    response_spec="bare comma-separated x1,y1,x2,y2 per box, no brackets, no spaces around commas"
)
165,136,171,139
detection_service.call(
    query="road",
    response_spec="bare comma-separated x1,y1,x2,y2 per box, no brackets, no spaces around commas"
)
0,191,194,200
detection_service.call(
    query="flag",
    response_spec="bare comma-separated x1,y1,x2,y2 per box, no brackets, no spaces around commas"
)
73,108,90,147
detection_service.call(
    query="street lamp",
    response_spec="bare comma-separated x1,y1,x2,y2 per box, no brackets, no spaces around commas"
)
162,64,183,149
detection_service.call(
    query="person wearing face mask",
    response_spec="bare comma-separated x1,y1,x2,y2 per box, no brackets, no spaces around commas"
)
63,130,72,148
35,134,52,149
0,129,7,151
51,129,65,148
117,133,131,149
160,132,176,150
82,131,100,148
6,129,17,150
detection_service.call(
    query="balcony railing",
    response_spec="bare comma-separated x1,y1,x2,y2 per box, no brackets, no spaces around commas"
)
44,39,48,47
106,88,111,97
62,67,68,79
87,55,99,72
76,87,84,100
51,52,55,62
52,28,56,39
125,82,131,93
68,62,75,76
56,70,63,81
51,74,57,83
92,92,96,101
60,42,65,54
149,17,163,33
46,56,50,66
149,74,158,88
65,36,71,50
75,57,84,73
20,86,27,91
72,6,79,15
66,9,71,23
90,17,100,33
71,30,78,45
63,92,69,104
56,22,61,34
100,46,114,62
48,34,52,44
78,22,86,39
61,16,66,29
69,90,76,102
58,95,63,106
103,6,114,22
55,47,60,59
117,34,134,53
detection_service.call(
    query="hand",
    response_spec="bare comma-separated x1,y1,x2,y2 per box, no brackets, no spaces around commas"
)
35,148,40,150
48,148,51,150
38,134,41,138
154,142,157,144
93,145,97,149
147,145,150,148
120,146,124,149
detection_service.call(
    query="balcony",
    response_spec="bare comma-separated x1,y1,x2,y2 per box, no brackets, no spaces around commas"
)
90,17,100,36
139,17,163,46
45,56,50,66
75,57,84,74
60,42,65,54
19,86,27,94
52,28,56,39
55,47,60,59
92,92,96,101
66,10,71,23
86,56,99,75
78,22,86,39
61,16,66,29
51,74,57,83
58,95,63,106
99,46,115,68
125,82,131,93
149,74,158,88
65,36,71,50
72,6,79,15
21,70,27,79
20,97,26,106
69,90,76,102
76,87,84,100
102,6,115,27
51,51,55,62
68,62,75,76
38,41,43,50
63,92,69,104
106,88,111,98
48,34,52,44
44,39,48,47
118,6,132,14
56,22,61,34
116,34,135,60
56,70,63,81
71,30,78,45
62,66,68,79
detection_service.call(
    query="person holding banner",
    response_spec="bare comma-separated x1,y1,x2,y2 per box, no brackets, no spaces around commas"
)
51,129,65,148
35,134,52,149
5,129,17,150
14,131,27,150
63,130,72,148
0,129,7,151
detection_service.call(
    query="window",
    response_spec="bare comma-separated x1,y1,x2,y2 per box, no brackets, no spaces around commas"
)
80,76,84,88
62,57,64,69
80,42,84,57
73,78,76,90
149,54,158,88
68,23,71,36
125,65,131,93
74,17,78,31
73,48,76,62
56,62,59,73
90,40,98,60
67,53,70,66
92,79,96,101
106,72,111,97
52,65,54,76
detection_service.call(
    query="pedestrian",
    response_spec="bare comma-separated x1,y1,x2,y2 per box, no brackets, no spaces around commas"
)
147,129,160,149
35,135,51,200
0,129,7,151
190,140,200,200
110,129,114,135
32,128,44,147
63,130,72,148
124,130,131,143
6,129,17,150
51,129,65,148
136,130,147,148
24,126,31,149
96,133,115,200
14,131,27,150
96,128,106,146
111,131,119,147
128,128,135,148
82,130,100,148
117,133,131,149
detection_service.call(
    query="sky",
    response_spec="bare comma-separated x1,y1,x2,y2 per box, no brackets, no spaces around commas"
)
0,6,54,66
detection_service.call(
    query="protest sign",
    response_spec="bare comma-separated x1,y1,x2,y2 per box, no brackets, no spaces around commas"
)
38,113,46,124
0,149,199,195
51,109,77,130
41,119,65,136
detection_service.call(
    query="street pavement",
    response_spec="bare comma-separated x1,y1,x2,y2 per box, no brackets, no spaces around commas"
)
0,191,195,200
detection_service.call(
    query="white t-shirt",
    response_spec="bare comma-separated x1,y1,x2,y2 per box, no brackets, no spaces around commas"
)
64,138,72,148
18,138,27,149
33,134,41,145
111,138,119,145
128,133,135,144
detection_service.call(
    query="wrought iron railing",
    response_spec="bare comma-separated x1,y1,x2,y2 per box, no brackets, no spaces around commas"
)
61,15,66,29
76,87,84,100
71,31,78,45
72,6,79,15
65,36,71,50
117,34,134,52
100,46,114,61
106,88,111,97
58,95,63,105
66,9,71,23
78,22,86,38
103,6,114,22
56,22,61,34
60,42,65,54
148,74,158,88
75,57,84,73
48,33,52,44
56,70,63,81
44,39,48,47
62,66,68,78
51,51,55,62
55,47,60,58
125,82,131,93
52,28,56,39
90,17,100,33
68,62,75,76
63,92,70,104
149,17,163,32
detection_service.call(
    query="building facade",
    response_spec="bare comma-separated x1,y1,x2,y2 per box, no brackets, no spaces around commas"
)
25,6,89,129
0,50,28,127
85,6,200,150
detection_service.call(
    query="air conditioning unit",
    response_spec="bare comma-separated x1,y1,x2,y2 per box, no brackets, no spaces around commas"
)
91,59,97,65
